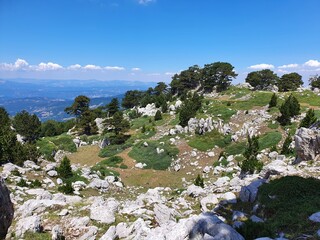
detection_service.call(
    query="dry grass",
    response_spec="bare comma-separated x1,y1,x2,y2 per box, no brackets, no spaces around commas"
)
69,145,103,166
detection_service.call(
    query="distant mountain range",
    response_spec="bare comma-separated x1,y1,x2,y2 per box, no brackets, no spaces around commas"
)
0,78,155,121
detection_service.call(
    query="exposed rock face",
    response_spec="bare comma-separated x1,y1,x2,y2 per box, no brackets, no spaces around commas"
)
138,103,159,116
0,178,14,239
294,127,320,163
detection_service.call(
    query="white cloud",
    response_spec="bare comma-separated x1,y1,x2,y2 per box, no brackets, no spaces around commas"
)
138,0,155,5
277,69,289,74
278,63,299,69
165,72,176,76
0,58,29,71
304,60,320,67
131,67,141,71
36,62,63,71
68,64,82,70
104,66,125,71
84,64,102,70
248,63,274,70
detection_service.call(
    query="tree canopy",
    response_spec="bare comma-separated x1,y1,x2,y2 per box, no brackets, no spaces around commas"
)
278,72,303,92
245,69,279,90
65,95,90,118
13,110,41,143
309,75,320,89
202,62,237,92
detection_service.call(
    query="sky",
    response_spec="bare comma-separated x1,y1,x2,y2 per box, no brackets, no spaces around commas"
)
0,0,319,84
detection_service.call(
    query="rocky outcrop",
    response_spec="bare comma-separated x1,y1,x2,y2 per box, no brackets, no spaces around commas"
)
0,178,14,239
294,127,320,163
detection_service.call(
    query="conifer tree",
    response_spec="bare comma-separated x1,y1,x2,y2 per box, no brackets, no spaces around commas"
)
57,156,73,179
299,108,317,128
241,135,263,174
154,110,162,121
278,94,300,126
281,134,293,155
269,93,277,108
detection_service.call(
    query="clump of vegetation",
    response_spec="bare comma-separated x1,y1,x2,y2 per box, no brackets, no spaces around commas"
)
278,94,300,126
299,108,317,128
90,164,120,178
241,135,263,174
58,181,74,195
188,130,231,151
179,92,203,127
281,134,293,155
154,110,162,121
258,131,282,150
99,142,132,158
98,156,124,168
57,156,73,179
17,178,28,187
268,93,277,108
194,174,204,188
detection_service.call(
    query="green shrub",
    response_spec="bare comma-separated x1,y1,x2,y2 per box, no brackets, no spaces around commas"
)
237,220,272,240
98,156,124,168
17,178,28,187
90,165,120,178
281,135,293,155
154,110,162,121
194,174,204,188
57,156,73,179
241,135,263,174
299,108,317,128
119,163,128,169
30,179,42,188
58,181,74,195
268,93,277,108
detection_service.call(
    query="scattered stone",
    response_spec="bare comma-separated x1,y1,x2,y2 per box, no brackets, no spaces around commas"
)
309,212,320,222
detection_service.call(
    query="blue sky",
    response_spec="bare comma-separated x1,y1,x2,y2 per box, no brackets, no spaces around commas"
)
0,0,319,83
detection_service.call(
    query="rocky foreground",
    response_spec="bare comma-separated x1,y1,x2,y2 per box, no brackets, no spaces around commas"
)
1,124,320,239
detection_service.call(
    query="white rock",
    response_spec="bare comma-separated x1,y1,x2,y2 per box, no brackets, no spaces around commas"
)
51,225,64,240
100,226,116,240
88,179,109,192
187,184,205,197
207,152,215,157
47,170,58,177
309,212,320,222
222,192,237,204
143,142,149,147
200,194,219,212
203,166,211,173
15,215,42,238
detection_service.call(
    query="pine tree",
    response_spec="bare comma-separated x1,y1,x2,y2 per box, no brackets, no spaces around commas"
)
281,134,293,155
241,135,263,174
287,94,300,118
299,108,317,128
154,110,162,121
194,174,204,188
57,156,73,179
278,94,300,126
269,93,277,108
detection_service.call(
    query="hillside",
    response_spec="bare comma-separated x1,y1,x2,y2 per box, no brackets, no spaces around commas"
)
1,83,320,239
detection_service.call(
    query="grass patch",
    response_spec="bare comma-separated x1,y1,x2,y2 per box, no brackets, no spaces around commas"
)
231,91,274,111
99,156,124,168
90,164,120,178
267,121,279,129
256,176,320,238
23,232,51,240
188,131,232,151
258,131,282,150
224,141,246,156
128,140,179,170
131,115,152,129
99,142,132,158
202,101,237,121
294,90,320,106
37,134,76,157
